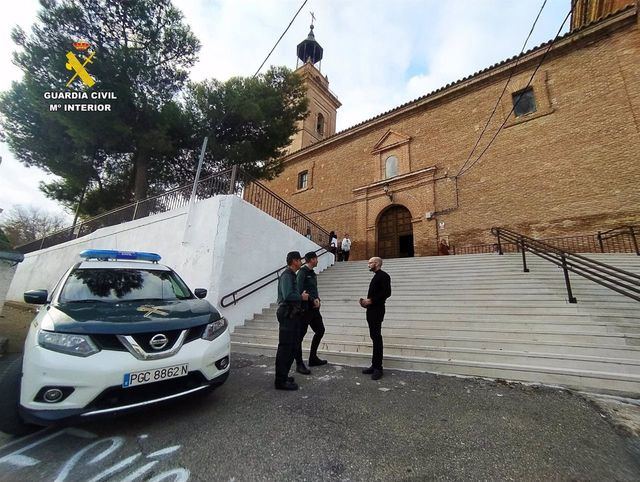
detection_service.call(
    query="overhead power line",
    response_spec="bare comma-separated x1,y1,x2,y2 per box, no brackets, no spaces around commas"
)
253,0,309,78
457,0,576,178
456,0,548,177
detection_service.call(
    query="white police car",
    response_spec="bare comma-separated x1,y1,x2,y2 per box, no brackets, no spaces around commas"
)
0,250,230,435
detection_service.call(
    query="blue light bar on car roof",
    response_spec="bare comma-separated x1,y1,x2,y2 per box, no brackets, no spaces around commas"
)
79,249,161,262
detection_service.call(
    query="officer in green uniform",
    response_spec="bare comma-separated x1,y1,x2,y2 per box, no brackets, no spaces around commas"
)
295,251,327,371
274,251,309,390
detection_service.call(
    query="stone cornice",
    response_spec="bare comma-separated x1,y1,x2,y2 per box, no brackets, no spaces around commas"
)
353,166,436,194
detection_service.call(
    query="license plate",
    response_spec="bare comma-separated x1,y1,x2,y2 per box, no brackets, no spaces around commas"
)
123,363,189,388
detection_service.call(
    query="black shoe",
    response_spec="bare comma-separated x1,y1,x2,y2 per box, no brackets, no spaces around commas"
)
371,369,383,380
287,376,295,383
308,357,327,367
362,366,374,375
296,363,311,375
275,381,299,390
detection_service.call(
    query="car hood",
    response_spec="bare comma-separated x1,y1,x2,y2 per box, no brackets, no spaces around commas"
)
43,299,220,334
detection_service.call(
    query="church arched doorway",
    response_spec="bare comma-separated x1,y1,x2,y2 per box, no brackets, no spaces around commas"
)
377,205,414,259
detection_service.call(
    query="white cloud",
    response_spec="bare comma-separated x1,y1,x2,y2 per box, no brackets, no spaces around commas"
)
0,0,570,215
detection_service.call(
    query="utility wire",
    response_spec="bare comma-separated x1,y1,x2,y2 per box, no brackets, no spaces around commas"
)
253,0,309,78
456,0,548,177
457,0,575,178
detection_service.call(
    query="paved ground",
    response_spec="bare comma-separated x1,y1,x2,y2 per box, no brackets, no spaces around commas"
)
1,353,639,481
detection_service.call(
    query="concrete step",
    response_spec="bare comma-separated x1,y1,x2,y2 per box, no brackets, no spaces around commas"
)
232,328,640,357
231,341,640,395
250,313,640,330
235,322,640,345
231,333,640,374
257,305,640,319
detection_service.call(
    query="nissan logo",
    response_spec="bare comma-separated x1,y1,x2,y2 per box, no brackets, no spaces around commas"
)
149,334,169,350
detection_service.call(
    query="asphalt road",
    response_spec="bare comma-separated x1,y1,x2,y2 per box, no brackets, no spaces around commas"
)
1,354,639,481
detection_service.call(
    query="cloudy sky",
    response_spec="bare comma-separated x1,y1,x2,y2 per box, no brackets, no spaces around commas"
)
0,0,569,221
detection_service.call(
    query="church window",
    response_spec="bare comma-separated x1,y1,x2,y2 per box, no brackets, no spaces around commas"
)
512,87,536,117
297,170,308,190
385,155,398,179
316,113,325,136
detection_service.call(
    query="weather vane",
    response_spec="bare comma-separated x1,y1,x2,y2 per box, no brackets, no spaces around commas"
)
310,11,316,27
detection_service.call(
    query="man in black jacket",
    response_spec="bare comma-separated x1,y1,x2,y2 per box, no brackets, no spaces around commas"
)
295,251,327,373
360,257,391,380
275,251,309,390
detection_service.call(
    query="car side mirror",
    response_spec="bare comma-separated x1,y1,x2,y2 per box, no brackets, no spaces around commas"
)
24,290,49,305
194,288,207,299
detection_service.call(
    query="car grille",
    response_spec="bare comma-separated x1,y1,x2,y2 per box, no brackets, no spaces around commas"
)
86,371,208,411
92,334,127,351
132,329,183,351
91,325,207,353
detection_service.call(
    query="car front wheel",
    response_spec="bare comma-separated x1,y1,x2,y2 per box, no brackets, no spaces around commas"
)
0,357,36,436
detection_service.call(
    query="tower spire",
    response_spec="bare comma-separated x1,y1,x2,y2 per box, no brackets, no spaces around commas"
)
297,15,323,66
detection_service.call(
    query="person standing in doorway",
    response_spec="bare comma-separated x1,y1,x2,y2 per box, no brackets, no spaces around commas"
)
295,251,328,372
341,233,352,261
274,251,309,390
359,257,391,380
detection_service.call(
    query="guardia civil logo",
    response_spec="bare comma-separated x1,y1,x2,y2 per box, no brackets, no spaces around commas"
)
43,40,117,112
65,41,95,87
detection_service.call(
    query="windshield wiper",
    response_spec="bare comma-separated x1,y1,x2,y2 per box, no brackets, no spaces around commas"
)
65,299,111,304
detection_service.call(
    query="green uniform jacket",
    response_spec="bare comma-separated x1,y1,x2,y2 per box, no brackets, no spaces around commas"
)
296,265,319,301
277,268,303,305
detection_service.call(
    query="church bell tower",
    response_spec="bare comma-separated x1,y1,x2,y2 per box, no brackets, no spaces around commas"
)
286,23,341,154
570,0,635,31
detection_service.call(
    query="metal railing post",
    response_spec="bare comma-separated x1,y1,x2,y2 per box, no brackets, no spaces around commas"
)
39,236,46,250
228,165,238,195
630,226,639,256
132,201,140,220
561,254,577,303
496,229,503,255
597,231,604,253
520,236,529,272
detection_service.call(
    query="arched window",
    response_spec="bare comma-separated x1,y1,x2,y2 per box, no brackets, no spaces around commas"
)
316,113,325,136
385,155,398,179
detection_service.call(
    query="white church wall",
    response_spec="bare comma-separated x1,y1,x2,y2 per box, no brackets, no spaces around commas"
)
7,195,332,331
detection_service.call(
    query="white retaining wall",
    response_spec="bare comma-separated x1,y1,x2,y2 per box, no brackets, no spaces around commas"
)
7,195,333,329
0,259,19,317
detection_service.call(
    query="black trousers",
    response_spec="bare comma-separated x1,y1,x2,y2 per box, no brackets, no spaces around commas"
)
366,306,385,370
295,308,326,364
343,250,350,261
275,306,300,384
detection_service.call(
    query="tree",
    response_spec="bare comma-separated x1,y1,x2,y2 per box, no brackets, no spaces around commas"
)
0,0,200,212
0,1,309,217
174,67,309,182
0,206,67,247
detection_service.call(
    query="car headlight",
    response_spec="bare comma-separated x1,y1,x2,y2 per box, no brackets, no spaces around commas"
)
202,317,228,341
37,330,99,357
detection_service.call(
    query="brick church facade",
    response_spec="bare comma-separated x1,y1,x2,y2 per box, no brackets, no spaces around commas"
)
264,0,640,260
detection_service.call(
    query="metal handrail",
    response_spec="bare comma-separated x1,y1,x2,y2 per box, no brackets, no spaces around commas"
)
454,224,640,256
597,225,639,255
219,248,330,308
492,227,640,303
237,170,330,244
15,169,235,254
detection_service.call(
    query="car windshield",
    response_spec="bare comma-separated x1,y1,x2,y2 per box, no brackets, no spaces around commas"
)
59,268,193,303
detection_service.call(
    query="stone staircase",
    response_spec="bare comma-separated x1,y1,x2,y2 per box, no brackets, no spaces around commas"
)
231,253,640,396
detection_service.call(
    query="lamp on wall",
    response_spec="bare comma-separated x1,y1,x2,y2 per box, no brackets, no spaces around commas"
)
383,183,393,201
